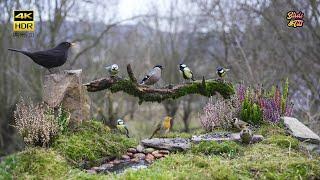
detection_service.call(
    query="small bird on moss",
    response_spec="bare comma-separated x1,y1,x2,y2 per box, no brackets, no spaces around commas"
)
179,64,195,81
240,127,253,144
216,66,230,78
232,118,248,131
149,116,172,139
105,64,119,76
8,42,75,73
140,65,163,85
116,119,129,138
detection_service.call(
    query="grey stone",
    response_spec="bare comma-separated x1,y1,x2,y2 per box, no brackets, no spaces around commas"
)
282,116,320,144
144,148,155,154
141,138,190,151
136,145,144,153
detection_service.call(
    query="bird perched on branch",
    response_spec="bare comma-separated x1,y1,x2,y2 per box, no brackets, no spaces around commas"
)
140,65,163,85
179,64,195,81
149,116,172,139
216,66,230,78
116,119,130,138
231,118,249,131
105,64,119,76
8,42,75,73
240,127,253,144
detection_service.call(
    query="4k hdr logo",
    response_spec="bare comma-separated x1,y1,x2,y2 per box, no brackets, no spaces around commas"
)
13,10,34,32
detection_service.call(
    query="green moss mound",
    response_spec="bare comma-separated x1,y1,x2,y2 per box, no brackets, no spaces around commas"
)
53,120,137,167
191,141,242,157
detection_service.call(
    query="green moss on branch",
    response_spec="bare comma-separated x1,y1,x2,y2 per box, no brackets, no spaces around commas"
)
84,64,234,103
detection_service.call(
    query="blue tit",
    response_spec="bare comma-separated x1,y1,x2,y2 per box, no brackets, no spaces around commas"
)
116,119,129,138
179,64,195,81
140,65,163,85
240,127,252,144
216,66,230,78
105,64,119,76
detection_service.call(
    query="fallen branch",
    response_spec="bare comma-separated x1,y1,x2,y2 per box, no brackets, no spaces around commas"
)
84,64,234,103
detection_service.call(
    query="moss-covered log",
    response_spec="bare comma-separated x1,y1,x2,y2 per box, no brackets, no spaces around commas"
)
84,64,234,103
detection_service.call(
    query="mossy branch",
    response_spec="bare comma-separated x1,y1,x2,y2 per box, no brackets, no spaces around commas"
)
84,64,235,103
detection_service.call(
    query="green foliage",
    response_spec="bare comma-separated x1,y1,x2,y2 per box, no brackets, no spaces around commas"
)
53,120,137,167
263,134,299,149
191,141,241,157
240,94,263,125
281,78,289,114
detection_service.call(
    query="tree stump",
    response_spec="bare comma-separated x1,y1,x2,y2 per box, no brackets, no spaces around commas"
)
43,69,90,126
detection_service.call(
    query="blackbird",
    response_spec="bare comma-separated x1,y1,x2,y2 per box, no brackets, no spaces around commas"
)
8,42,75,72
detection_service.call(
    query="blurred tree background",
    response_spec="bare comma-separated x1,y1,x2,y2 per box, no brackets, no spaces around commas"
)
0,0,319,155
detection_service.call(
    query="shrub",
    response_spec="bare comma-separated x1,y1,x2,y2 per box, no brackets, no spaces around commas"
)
191,141,241,157
240,91,263,124
13,98,70,147
199,95,241,131
14,98,59,147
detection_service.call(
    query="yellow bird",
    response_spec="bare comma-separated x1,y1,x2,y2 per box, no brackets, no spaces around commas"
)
149,116,172,139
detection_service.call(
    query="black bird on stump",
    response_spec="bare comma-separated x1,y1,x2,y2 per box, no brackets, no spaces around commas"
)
8,42,75,73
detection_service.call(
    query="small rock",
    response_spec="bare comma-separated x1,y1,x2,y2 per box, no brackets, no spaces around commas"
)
151,150,159,156
121,155,130,160
127,152,133,157
144,147,155,154
133,153,146,160
153,153,163,159
145,153,155,162
136,145,144,152
127,148,137,153
113,159,121,164
159,150,170,155
131,158,140,163
91,166,101,171
86,169,97,174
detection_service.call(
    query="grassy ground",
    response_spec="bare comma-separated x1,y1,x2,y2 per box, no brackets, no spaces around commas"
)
0,121,319,180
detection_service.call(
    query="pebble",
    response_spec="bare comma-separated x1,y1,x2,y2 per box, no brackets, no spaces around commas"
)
145,153,155,162
127,148,137,153
121,154,131,160
127,152,133,157
151,150,159,156
136,145,144,152
86,169,97,174
144,147,155,154
133,153,146,160
131,158,140,163
159,150,170,155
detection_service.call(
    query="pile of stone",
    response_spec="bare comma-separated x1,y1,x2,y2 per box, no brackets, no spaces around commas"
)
87,144,170,174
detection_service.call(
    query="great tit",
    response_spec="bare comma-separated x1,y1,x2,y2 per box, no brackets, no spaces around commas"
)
149,116,172,139
116,119,129,138
140,65,163,85
179,64,195,81
216,66,230,78
105,64,119,76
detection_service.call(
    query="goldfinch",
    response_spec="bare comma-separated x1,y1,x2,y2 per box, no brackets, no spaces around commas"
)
216,66,230,78
105,64,119,76
140,65,163,85
149,116,172,139
179,64,195,81
116,119,129,138
240,127,252,144
232,118,248,131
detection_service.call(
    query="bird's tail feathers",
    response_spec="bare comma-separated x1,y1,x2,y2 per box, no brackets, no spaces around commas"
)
8,48,26,54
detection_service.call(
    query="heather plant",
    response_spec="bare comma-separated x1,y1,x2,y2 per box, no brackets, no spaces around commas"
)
13,98,70,147
199,94,241,131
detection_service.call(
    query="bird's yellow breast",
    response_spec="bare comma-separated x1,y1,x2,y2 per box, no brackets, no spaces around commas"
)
163,119,171,129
